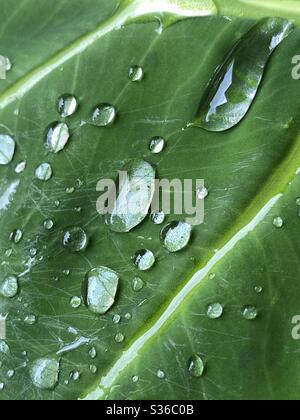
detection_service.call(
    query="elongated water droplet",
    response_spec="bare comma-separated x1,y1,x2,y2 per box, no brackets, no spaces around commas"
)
45,122,70,153
62,227,88,252
15,160,26,174
188,354,205,377
149,136,165,154
0,134,15,165
207,303,223,319
132,277,145,292
35,163,53,181
133,249,155,271
105,159,156,233
91,104,117,127
30,358,60,390
0,276,19,298
90,365,97,374
10,229,23,243
150,211,165,225
160,221,192,253
129,65,144,82
82,267,119,315
89,347,97,359
193,18,294,131
57,94,78,118
242,305,258,320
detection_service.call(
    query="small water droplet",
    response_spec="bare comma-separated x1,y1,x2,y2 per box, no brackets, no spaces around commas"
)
70,371,80,381
188,354,205,377
207,303,223,319
132,375,139,383
10,229,23,244
115,333,125,343
35,163,53,181
62,227,88,252
0,134,15,165
242,305,258,320
4,57,12,72
30,358,60,390
45,122,70,153
132,277,145,292
70,296,82,309
113,314,121,324
57,94,78,118
254,286,263,294
157,369,166,379
149,136,165,154
89,364,97,374
6,369,15,378
0,383,4,391
296,197,300,206
24,314,37,325
55,200,60,208
160,221,192,253
0,340,10,355
89,347,97,359
0,276,19,298
82,267,119,315
273,217,284,228
66,187,75,194
133,249,155,271
129,65,144,82
150,211,165,225
15,160,26,174
91,104,117,127
197,186,209,200
44,219,54,230
125,313,132,320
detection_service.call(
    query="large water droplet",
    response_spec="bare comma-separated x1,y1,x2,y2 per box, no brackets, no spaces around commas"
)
35,163,53,181
160,221,192,253
188,354,205,377
149,136,165,154
0,276,19,298
129,65,144,82
105,159,156,233
133,249,155,271
91,104,117,127
45,122,70,153
82,267,119,315
62,227,88,252
193,18,294,131
57,94,78,118
30,358,60,390
0,134,15,165
207,303,223,319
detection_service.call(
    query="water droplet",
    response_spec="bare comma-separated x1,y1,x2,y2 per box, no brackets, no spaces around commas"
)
44,219,54,230
0,340,10,355
0,134,15,165
242,305,258,320
57,94,78,118
197,186,209,200
70,371,80,381
188,354,205,377
157,369,166,379
4,57,12,72
192,18,294,131
115,333,125,343
24,314,37,325
0,383,4,391
149,136,165,154
62,227,88,252
113,314,121,324
105,159,156,233
89,347,97,359
82,267,119,315
150,211,165,225
160,221,192,253
10,229,23,244
133,249,155,271
296,197,300,206
254,286,263,294
6,369,15,378
132,375,139,383
66,187,75,194
91,104,117,127
30,358,60,390
125,313,132,320
207,303,223,319
15,160,26,174
129,65,144,82
35,163,53,181
0,276,19,298
54,200,60,208
273,216,284,228
70,296,82,309
90,365,97,374
132,277,145,292
45,122,70,153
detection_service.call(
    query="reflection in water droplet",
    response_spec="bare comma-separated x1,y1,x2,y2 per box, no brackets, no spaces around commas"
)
15,160,26,174
9,229,23,244
150,211,166,225
0,134,15,165
193,18,294,131
149,136,165,154
57,94,78,118
242,305,258,320
133,249,155,271
188,354,205,377
30,358,60,390
82,267,119,315
0,276,18,298
207,303,223,319
35,163,53,181
62,227,88,252
129,65,144,82
273,217,284,228
45,122,70,153
132,277,145,292
91,104,117,127
160,221,192,253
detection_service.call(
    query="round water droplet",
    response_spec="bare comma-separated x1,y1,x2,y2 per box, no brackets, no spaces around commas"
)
30,358,60,390
150,211,165,225
160,221,192,253
254,286,263,294
207,303,223,319
15,160,26,174
242,305,258,320
57,94,78,118
157,369,166,379
6,369,15,378
149,136,165,154
91,104,117,127
113,314,121,324
4,57,12,72
70,296,82,309
24,315,37,325
0,134,15,165
10,229,23,244
197,186,209,200
188,354,205,377
132,277,145,292
129,65,144,82
115,333,125,343
45,122,70,153
0,276,19,298
133,249,155,271
132,375,139,383
62,227,88,252
82,267,119,315
35,163,53,181
44,219,54,230
273,217,284,228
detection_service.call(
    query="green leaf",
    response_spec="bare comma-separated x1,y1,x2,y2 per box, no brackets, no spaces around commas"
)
1,0,300,401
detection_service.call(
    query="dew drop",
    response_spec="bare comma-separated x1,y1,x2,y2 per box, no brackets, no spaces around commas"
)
24,314,37,325
254,285,263,294
115,333,125,343
132,375,139,383
0,383,4,391
91,104,117,127
273,216,284,228
70,296,82,309
296,198,300,206
30,358,60,390
188,354,205,378
10,229,23,243
89,347,97,359
150,211,165,225
62,227,88,252
82,267,119,315
57,94,78,118
0,134,15,165
6,369,15,378
129,65,144,82
207,303,223,319
70,371,80,381
242,305,258,320
90,365,97,374
149,136,165,154
160,221,192,253
44,219,54,230
197,186,209,200
157,369,166,379
133,249,155,271
35,163,53,181
15,160,26,174
45,122,70,153
4,57,12,72
132,277,145,292
0,276,19,298
113,314,121,324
